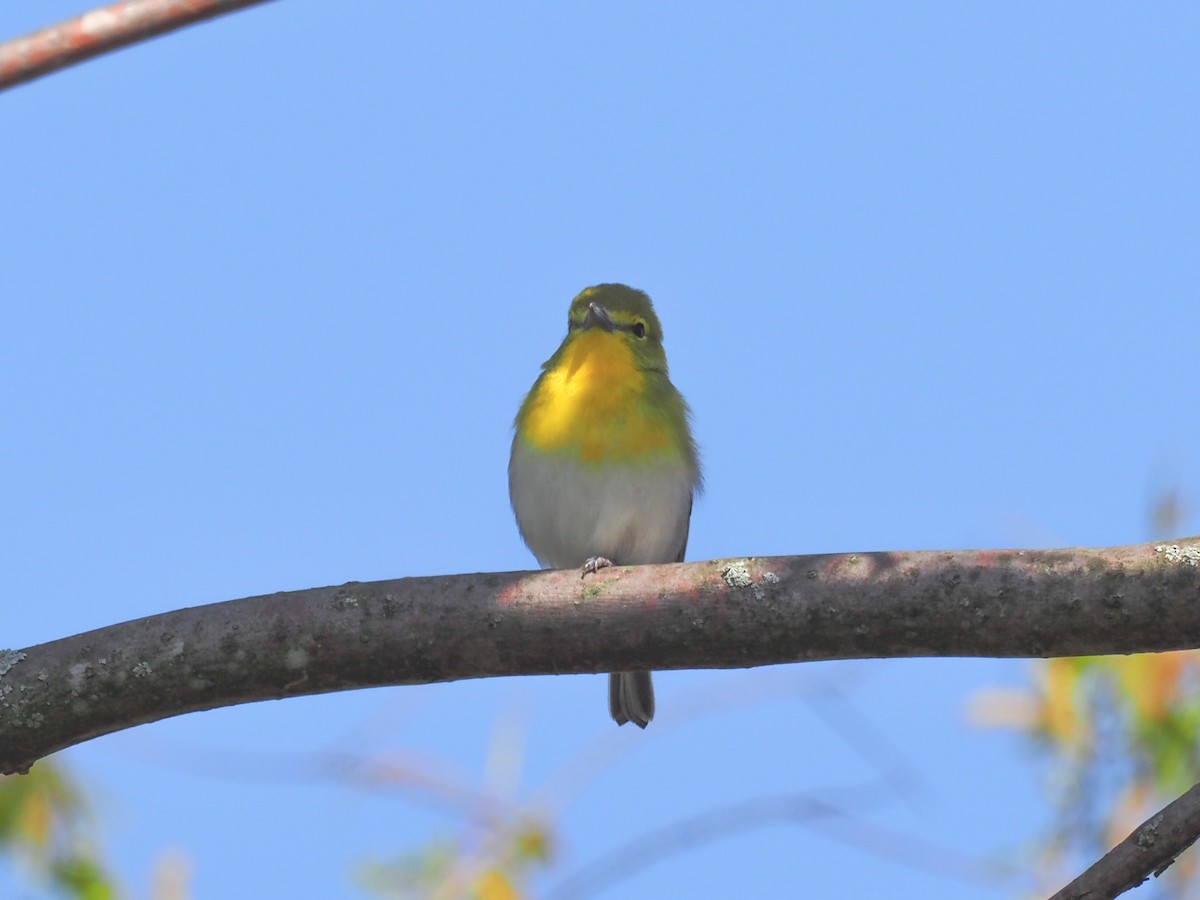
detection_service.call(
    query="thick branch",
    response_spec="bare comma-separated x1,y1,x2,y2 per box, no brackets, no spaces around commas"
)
0,0,276,92
1050,781,1200,899
3,539,1200,776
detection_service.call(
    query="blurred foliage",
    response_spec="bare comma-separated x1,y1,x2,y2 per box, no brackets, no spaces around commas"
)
0,760,116,899
974,484,1200,897
977,651,1200,896
357,817,552,900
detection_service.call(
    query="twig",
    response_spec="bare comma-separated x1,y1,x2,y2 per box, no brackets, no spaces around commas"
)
1049,782,1200,900
542,786,1000,900
0,0,276,92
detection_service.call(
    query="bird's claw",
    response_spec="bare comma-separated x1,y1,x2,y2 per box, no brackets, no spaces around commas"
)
581,557,614,578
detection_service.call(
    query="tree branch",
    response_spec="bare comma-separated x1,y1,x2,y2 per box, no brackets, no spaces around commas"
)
3,540,1200,776
0,0,276,92
1050,781,1200,899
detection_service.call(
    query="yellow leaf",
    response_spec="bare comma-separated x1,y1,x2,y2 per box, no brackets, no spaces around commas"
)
17,789,53,850
475,869,520,900
1039,658,1086,747
1111,651,1193,722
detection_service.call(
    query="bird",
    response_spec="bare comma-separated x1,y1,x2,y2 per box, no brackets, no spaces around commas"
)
508,283,701,727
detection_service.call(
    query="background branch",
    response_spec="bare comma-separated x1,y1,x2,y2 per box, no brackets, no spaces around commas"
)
1050,781,1200,900
3,539,1200,777
0,0,275,92
543,787,998,900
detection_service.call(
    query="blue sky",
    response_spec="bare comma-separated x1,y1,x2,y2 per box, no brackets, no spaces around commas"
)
3,3,1199,897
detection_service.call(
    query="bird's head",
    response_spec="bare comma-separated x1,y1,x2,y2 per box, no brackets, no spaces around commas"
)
563,284,668,372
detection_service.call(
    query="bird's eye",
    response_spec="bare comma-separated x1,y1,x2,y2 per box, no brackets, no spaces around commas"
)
632,321,646,339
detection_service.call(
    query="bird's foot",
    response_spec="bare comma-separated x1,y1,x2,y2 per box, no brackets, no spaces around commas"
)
581,557,614,578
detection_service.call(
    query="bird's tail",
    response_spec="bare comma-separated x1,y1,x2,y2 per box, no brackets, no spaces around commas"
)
609,671,655,728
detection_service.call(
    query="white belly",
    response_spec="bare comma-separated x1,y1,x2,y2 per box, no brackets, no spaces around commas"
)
508,439,693,569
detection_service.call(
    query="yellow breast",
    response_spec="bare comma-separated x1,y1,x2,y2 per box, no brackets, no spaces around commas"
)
520,330,675,464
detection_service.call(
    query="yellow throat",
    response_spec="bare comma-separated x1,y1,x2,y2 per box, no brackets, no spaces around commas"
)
519,329,675,465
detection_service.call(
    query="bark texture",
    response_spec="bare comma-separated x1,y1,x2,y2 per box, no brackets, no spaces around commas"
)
3,540,1200,775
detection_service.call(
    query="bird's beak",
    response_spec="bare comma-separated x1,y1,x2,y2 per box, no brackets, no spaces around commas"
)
583,302,616,332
